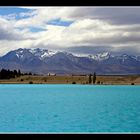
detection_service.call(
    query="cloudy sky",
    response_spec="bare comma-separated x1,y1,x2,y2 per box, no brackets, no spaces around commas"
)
0,6,140,56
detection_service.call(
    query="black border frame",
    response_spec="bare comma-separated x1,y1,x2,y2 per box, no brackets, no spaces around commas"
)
0,0,140,6
0,134,139,139
0,0,140,139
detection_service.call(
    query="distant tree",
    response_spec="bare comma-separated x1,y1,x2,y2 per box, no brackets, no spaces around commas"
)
93,72,96,84
9,70,15,78
0,69,23,79
13,70,18,77
7,69,11,79
18,69,21,77
0,69,7,79
89,74,92,84
29,72,32,75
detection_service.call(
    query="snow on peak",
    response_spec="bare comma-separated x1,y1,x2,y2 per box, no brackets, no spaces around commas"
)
29,48,57,60
132,56,140,61
101,52,110,57
14,48,58,60
15,48,25,59
72,53,89,57
16,54,19,58
89,52,111,61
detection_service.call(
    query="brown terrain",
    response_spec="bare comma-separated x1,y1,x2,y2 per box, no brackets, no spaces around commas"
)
0,75,140,85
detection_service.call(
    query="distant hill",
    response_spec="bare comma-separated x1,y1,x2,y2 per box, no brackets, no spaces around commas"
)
0,48,140,75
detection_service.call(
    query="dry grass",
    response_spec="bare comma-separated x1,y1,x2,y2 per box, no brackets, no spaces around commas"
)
0,75,140,85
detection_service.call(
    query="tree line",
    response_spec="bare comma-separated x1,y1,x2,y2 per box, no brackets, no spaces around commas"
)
0,69,22,79
0,69,32,79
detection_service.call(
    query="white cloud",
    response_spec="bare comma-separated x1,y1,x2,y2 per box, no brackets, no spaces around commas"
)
0,7,140,55
0,40,33,55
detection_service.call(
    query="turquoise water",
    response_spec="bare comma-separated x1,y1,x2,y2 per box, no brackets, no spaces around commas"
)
0,84,140,133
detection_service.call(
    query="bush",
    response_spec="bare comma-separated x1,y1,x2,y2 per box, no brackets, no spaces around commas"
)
72,81,76,84
97,81,100,84
20,79,24,81
131,83,135,85
29,81,33,84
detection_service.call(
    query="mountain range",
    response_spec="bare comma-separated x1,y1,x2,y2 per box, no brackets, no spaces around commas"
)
0,48,140,75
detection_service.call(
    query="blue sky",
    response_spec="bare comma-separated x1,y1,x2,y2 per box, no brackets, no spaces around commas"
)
0,7,140,56
0,7,73,34
29,27,47,32
0,7,33,19
0,7,30,15
0,7,73,28
47,18,73,26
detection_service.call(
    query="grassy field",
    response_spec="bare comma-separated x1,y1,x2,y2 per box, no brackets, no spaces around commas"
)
0,75,140,85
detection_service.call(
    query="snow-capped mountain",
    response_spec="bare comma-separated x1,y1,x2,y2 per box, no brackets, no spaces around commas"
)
0,48,140,75
88,52,111,61
29,48,58,60
73,52,113,62
11,48,58,61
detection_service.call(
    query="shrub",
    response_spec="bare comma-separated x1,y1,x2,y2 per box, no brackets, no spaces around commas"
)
131,83,135,85
72,81,76,84
20,79,24,81
29,81,33,84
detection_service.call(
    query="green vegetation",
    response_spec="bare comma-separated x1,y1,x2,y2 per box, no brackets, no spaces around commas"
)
0,70,139,85
89,73,96,84
0,68,34,80
93,72,96,84
131,83,135,85
89,74,92,84
20,79,24,81
0,69,21,79
29,81,33,84
72,81,76,84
